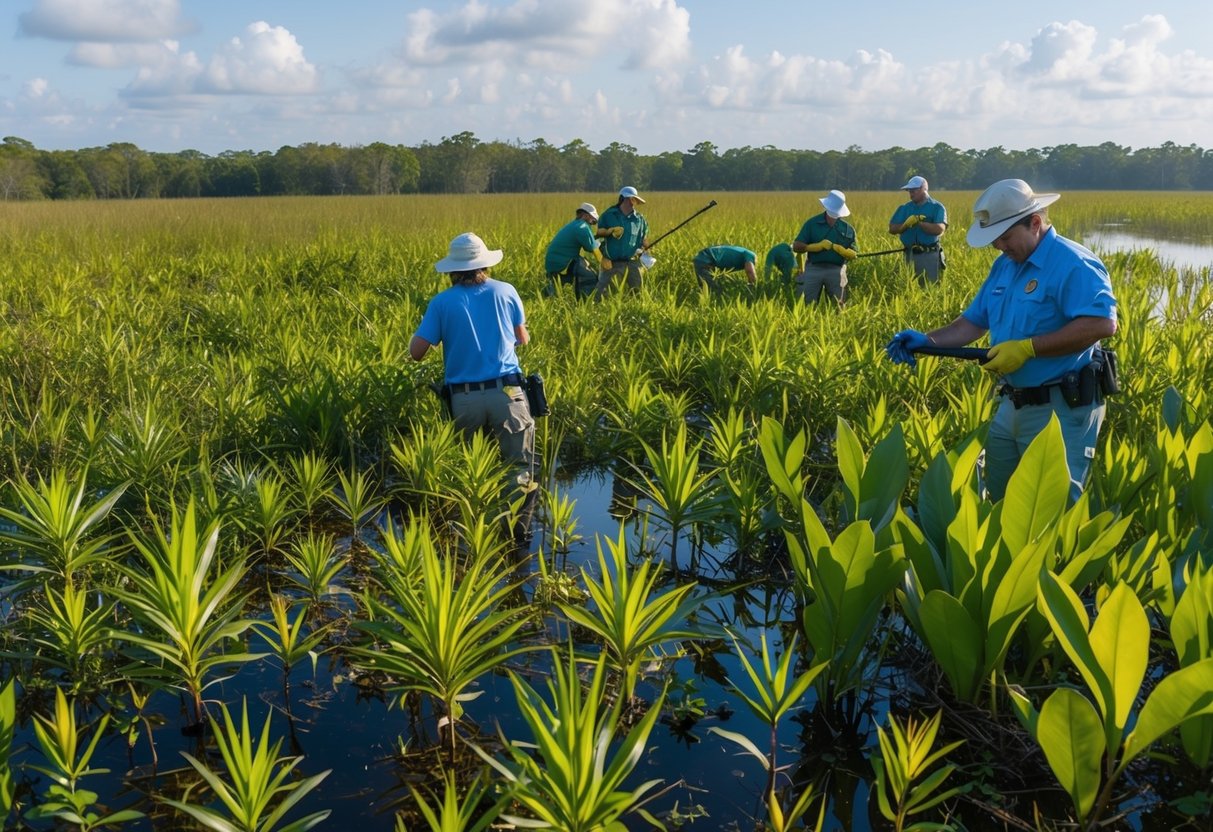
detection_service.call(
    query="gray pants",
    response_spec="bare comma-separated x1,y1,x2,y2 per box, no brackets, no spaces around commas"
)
906,249,943,284
547,257,597,298
594,260,643,299
795,263,847,304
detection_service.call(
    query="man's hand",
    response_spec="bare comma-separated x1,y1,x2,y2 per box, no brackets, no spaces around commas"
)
832,243,857,260
886,330,931,367
983,338,1035,374
902,214,923,229
609,226,624,239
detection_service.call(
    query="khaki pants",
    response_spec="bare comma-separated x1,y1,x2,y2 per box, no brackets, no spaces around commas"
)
450,384,538,541
594,260,643,299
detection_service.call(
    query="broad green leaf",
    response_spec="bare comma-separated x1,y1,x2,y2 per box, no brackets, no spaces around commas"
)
1120,658,1213,770
918,591,981,701
1088,583,1149,737
1001,417,1068,555
858,423,909,531
835,417,864,522
981,546,1048,683
1037,572,1110,721
1037,688,1105,820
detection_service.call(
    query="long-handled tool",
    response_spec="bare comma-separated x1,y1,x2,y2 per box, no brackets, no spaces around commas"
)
856,246,908,259
912,345,989,362
644,199,719,251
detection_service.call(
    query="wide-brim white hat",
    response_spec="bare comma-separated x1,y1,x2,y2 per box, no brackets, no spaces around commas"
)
435,232,504,272
966,179,1060,247
819,189,850,218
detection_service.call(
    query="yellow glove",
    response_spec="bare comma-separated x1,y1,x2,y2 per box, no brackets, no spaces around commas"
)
806,240,830,253
983,338,1035,374
600,257,613,271
832,243,857,260
902,214,922,229
609,226,624,238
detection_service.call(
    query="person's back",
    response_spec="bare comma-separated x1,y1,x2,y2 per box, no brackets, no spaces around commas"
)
419,278,524,384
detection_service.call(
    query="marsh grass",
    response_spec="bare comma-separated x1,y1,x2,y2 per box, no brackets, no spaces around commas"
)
1,191,1212,829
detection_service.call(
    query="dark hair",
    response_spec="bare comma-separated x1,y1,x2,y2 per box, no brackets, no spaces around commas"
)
450,268,489,286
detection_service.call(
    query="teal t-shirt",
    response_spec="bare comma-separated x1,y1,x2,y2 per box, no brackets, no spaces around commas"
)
891,196,947,247
794,214,858,265
598,204,648,261
764,243,796,280
544,218,599,273
694,246,756,270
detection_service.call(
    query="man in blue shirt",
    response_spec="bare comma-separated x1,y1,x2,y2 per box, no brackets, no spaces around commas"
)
889,175,947,284
544,202,604,299
792,190,858,307
411,231,538,544
886,180,1118,501
692,245,757,293
594,186,650,299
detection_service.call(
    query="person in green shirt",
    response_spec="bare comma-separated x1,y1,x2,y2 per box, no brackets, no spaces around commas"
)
594,186,650,299
692,245,757,293
544,202,604,299
792,190,858,307
764,242,798,284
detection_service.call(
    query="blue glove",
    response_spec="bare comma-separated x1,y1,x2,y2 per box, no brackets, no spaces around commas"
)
886,330,931,367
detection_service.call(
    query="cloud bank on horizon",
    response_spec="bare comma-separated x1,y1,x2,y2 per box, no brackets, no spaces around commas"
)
5,0,1213,155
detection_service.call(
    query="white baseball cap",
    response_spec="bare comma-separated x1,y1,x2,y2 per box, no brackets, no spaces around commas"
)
901,176,927,190
619,186,646,203
966,179,1060,247
434,232,504,272
819,189,850,218
577,202,599,221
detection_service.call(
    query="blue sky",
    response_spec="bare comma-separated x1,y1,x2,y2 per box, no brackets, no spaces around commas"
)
3,0,1212,155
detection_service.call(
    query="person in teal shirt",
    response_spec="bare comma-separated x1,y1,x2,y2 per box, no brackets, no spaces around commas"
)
764,242,797,284
693,245,757,292
544,202,603,299
594,186,649,299
792,190,858,307
889,175,948,284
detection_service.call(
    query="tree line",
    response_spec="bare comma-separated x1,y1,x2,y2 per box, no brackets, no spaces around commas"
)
2,132,1211,200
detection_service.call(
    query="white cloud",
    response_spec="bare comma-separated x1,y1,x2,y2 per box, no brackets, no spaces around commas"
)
24,78,50,98
19,0,190,42
200,22,318,95
69,41,179,69
400,0,690,71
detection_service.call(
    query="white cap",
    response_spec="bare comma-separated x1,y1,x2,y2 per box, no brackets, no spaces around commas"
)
819,189,850,218
966,179,1060,247
577,202,599,221
901,175,927,190
434,232,504,272
619,185,646,204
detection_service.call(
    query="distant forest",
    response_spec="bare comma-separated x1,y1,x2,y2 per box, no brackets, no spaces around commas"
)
2,132,1211,200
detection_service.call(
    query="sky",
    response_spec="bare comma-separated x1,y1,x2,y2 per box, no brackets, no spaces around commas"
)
3,0,1213,156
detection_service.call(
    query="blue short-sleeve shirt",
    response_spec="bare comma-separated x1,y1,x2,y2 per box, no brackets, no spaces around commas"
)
962,227,1117,387
891,196,947,247
414,278,526,384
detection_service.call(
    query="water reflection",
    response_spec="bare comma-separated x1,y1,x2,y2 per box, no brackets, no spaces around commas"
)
1081,228,1213,272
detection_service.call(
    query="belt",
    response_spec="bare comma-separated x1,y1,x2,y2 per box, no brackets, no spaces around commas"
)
1000,383,1055,408
909,243,940,253
447,373,524,394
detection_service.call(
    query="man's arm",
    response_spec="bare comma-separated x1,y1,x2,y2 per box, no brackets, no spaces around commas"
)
926,316,987,347
1026,316,1117,357
409,335,432,361
514,324,530,346
918,220,946,236
743,262,757,285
